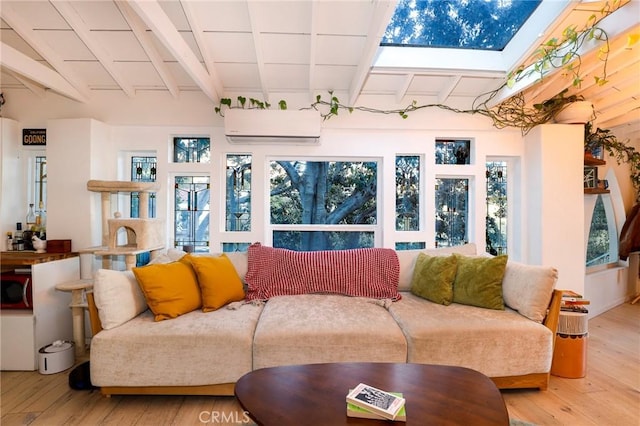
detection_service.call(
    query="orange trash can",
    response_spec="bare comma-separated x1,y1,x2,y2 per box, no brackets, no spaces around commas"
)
551,333,588,378
551,311,588,378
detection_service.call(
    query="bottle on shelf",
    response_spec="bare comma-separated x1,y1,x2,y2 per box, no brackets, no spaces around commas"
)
6,232,13,251
13,223,24,251
26,203,37,231
36,202,46,238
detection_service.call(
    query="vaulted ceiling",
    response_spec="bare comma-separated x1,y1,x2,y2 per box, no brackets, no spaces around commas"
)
0,0,638,145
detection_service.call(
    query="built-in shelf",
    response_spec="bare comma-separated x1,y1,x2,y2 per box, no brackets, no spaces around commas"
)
584,156,606,166
584,188,610,195
584,155,608,194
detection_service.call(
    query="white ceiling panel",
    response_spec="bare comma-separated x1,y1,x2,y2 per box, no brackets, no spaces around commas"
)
190,2,251,32
90,31,149,62
3,1,69,30
71,62,117,88
406,75,453,95
215,63,261,90
65,1,129,30
315,1,376,36
316,34,366,66
249,1,312,34
206,32,256,63
38,30,96,61
116,62,164,88
314,65,356,92
264,64,309,90
261,33,310,65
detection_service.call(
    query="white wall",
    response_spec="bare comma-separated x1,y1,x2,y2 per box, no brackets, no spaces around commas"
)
523,124,585,293
1,118,23,240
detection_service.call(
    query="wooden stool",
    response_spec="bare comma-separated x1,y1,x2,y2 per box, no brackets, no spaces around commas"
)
55,279,94,357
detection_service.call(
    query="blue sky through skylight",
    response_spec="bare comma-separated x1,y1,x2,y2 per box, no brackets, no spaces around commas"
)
382,0,542,51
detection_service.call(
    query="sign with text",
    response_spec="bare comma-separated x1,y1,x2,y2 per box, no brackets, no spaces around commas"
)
23,128,46,146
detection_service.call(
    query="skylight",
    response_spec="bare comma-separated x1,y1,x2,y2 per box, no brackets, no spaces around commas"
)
382,0,542,51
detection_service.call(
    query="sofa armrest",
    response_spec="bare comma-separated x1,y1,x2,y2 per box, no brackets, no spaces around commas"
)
87,291,104,335
543,289,563,337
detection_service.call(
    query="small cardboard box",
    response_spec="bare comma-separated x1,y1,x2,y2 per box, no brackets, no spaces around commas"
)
46,239,72,253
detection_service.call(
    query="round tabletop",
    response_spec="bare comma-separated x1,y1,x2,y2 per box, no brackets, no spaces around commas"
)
235,362,510,426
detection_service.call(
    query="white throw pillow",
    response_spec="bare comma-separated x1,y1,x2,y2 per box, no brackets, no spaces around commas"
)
502,261,558,323
93,269,148,330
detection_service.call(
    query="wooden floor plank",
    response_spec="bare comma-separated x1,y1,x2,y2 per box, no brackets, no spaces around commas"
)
1,301,638,425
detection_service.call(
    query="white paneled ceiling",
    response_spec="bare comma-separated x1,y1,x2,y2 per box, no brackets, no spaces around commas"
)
0,0,638,144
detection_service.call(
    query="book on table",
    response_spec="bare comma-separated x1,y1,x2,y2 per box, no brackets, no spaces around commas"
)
347,391,407,421
346,383,406,421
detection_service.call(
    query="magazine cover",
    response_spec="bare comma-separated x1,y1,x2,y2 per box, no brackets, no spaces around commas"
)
346,383,405,420
347,391,407,421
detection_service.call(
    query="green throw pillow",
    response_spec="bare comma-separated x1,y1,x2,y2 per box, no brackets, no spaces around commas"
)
452,254,507,310
410,253,458,305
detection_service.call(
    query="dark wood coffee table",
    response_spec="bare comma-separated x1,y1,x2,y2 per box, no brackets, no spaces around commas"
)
235,362,509,425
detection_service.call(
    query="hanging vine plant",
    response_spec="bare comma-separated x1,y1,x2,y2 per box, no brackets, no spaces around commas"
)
214,1,624,132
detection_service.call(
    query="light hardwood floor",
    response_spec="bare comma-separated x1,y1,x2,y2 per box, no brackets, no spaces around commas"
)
1,302,638,426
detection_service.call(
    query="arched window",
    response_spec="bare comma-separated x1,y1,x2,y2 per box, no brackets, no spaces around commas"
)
586,194,619,267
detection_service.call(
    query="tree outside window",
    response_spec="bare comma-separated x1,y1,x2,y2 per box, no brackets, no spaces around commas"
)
270,160,377,251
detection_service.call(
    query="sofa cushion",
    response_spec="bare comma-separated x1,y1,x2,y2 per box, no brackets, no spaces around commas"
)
410,253,457,305
93,269,147,330
253,294,407,369
132,255,201,321
245,243,401,301
148,248,187,265
452,254,507,310
396,243,477,292
190,254,245,311
502,261,558,322
90,304,263,387
389,292,554,377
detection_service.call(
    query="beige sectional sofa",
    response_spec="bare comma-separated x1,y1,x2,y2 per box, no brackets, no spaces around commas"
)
87,243,562,396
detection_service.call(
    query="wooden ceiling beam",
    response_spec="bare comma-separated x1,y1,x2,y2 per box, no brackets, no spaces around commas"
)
51,0,136,98
0,42,87,102
0,2,90,102
128,0,219,102
114,0,180,99
180,0,224,98
348,0,399,105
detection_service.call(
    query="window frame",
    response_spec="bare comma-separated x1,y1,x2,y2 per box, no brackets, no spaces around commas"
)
265,156,383,249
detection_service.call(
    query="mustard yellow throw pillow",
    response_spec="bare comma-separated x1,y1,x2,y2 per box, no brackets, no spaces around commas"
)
133,255,201,321
190,254,245,312
452,254,507,310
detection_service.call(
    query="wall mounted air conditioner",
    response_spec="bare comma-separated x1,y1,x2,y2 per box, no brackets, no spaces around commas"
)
224,109,321,144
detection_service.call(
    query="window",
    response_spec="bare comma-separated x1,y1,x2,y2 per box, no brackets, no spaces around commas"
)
435,178,468,247
174,176,210,252
586,195,618,268
396,155,420,231
435,139,470,165
269,160,378,251
396,242,426,250
226,154,251,231
34,155,47,216
382,0,541,50
130,156,157,218
486,161,507,255
173,137,210,163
